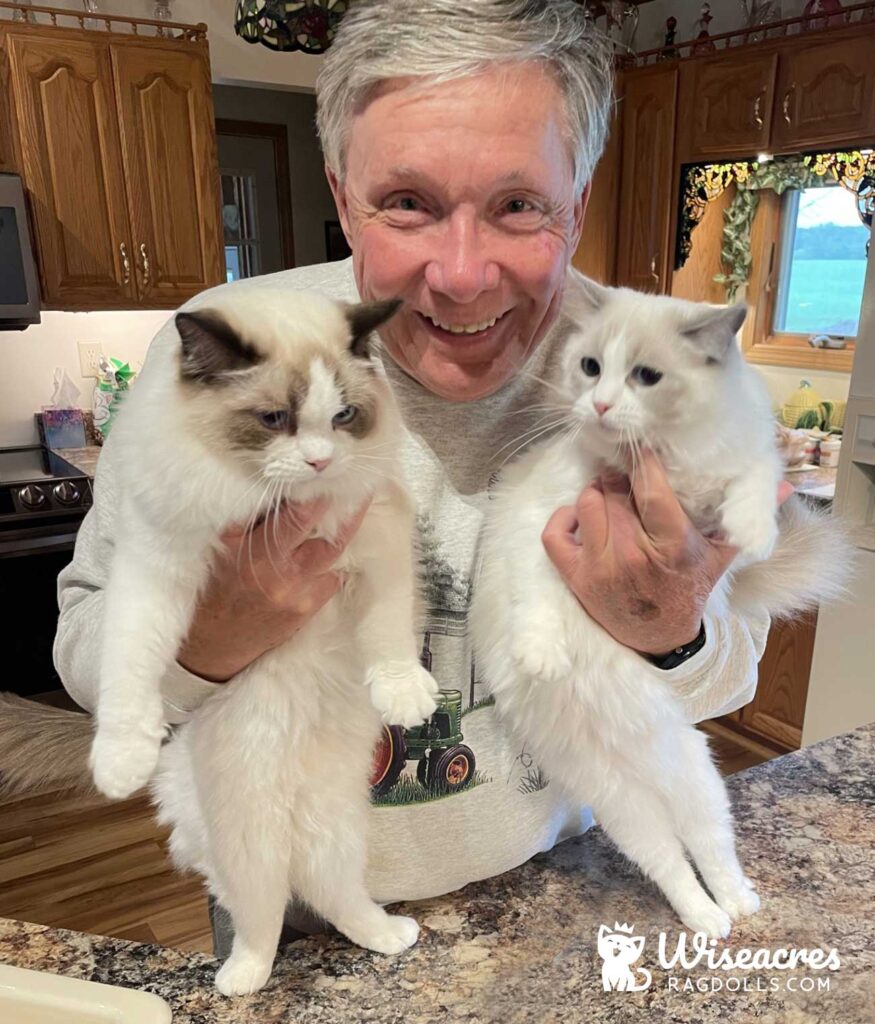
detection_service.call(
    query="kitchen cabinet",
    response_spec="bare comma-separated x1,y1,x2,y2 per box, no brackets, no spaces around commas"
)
615,64,677,293
0,18,223,310
771,33,875,152
4,34,135,307
677,52,777,161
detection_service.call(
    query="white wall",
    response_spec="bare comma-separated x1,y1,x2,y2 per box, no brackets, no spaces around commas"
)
0,311,170,446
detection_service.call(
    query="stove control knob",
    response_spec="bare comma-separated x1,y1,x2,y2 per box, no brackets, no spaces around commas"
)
19,485,47,509
53,480,81,506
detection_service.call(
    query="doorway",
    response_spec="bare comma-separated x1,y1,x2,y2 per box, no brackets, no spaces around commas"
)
215,119,295,281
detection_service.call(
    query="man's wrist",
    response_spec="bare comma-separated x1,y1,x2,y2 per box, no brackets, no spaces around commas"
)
640,621,707,670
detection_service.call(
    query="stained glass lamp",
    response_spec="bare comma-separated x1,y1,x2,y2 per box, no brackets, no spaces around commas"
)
234,0,350,53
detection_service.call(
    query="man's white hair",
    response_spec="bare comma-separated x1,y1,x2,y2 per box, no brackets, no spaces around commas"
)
316,0,615,193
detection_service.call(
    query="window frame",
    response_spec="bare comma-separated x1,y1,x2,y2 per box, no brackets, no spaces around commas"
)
740,189,856,373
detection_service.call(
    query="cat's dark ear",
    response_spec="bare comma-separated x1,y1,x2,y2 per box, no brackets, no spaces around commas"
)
176,310,262,385
346,298,403,359
565,272,610,317
680,301,747,364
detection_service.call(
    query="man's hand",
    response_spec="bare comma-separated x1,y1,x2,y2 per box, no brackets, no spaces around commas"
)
542,449,792,657
177,498,369,682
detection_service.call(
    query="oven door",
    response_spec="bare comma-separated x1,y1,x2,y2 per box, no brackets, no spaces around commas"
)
0,520,80,699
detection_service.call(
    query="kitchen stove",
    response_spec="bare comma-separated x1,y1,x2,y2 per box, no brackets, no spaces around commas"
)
0,446,93,698
0,445,92,557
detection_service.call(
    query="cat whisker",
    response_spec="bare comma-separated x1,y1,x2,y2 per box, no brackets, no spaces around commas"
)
518,368,567,398
498,417,576,469
492,416,572,460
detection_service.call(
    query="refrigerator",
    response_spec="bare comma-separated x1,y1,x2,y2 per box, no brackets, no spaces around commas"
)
803,225,875,746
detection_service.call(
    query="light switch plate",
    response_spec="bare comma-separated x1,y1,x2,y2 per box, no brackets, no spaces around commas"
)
78,341,103,378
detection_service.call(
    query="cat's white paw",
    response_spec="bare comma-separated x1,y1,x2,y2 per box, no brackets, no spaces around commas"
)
90,727,163,800
367,661,438,728
346,913,420,955
719,502,778,561
679,898,733,940
215,953,273,996
716,882,761,921
511,630,573,682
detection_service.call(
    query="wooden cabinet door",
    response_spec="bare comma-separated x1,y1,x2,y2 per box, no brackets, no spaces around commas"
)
740,611,818,750
110,42,223,306
5,32,135,307
772,33,875,152
678,52,777,161
615,65,677,294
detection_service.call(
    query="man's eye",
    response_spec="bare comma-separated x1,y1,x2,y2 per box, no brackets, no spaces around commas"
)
257,410,290,430
631,365,663,386
505,198,533,214
581,357,601,377
332,405,358,427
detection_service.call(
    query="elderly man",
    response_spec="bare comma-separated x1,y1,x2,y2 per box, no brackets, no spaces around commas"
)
55,0,768,948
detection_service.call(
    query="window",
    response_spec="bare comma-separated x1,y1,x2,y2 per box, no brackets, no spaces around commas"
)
221,170,260,282
772,185,868,339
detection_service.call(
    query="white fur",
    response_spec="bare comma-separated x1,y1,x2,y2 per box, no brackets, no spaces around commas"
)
471,278,803,940
89,288,437,994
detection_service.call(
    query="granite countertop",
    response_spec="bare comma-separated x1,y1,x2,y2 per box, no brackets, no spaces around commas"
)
1,722,873,1023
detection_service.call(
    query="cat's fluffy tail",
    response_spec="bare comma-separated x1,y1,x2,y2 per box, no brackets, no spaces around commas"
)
0,693,94,797
728,497,855,619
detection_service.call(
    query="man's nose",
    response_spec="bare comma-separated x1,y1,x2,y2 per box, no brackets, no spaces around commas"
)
424,209,499,302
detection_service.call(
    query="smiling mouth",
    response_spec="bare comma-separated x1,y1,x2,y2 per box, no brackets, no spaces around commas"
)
416,310,509,336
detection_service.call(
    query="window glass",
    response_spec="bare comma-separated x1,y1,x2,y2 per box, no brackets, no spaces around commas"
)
773,186,868,338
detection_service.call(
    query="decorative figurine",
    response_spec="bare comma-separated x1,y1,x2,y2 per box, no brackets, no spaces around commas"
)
803,0,845,31
691,2,716,55
659,15,679,60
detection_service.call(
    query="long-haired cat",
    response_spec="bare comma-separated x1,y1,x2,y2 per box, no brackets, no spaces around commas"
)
470,273,852,940
3,289,440,995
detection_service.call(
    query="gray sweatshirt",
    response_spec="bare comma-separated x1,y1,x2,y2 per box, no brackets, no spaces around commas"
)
55,260,768,904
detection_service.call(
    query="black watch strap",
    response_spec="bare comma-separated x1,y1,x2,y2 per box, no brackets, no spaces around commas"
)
643,621,707,671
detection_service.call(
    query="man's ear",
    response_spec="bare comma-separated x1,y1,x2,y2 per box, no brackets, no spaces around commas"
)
325,164,354,251
570,181,592,255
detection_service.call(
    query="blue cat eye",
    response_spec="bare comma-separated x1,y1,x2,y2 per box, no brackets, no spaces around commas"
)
581,357,601,377
332,405,358,427
631,365,663,387
257,409,290,431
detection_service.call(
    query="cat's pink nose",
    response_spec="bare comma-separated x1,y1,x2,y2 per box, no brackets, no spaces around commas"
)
594,401,612,417
306,458,331,473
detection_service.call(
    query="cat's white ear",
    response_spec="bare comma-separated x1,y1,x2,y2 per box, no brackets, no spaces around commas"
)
176,311,263,385
598,924,610,939
632,936,645,956
346,298,403,358
565,272,610,317
679,301,747,363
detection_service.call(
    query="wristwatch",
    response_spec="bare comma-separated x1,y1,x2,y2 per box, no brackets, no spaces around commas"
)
643,621,707,671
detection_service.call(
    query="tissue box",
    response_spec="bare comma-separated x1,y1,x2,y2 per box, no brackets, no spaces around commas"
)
40,408,87,449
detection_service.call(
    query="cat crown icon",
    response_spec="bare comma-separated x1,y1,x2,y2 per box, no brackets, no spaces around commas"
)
597,922,653,992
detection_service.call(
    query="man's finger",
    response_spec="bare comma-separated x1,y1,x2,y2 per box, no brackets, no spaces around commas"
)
627,448,688,543
778,480,795,506
294,499,370,575
574,481,610,556
542,505,581,578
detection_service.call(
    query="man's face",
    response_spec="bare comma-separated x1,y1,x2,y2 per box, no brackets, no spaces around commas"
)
327,64,588,401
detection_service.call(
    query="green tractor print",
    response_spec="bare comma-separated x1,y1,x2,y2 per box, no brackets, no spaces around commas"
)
370,689,476,798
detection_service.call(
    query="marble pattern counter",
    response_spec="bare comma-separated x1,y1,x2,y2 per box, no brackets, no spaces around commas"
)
1,723,873,1022
53,445,101,479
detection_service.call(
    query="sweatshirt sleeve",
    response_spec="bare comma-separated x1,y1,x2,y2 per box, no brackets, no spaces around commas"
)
656,606,770,725
53,434,220,726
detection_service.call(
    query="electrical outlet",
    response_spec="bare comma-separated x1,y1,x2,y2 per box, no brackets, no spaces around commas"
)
78,341,103,379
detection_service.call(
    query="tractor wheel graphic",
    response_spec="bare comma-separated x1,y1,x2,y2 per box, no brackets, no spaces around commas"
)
370,725,407,797
417,744,476,794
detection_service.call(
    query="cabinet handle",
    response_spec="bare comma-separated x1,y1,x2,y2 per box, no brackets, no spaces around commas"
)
753,94,763,128
139,243,151,287
782,87,794,126
650,254,660,285
119,242,130,285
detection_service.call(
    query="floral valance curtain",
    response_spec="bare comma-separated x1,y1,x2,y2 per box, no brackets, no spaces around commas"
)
677,151,875,301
